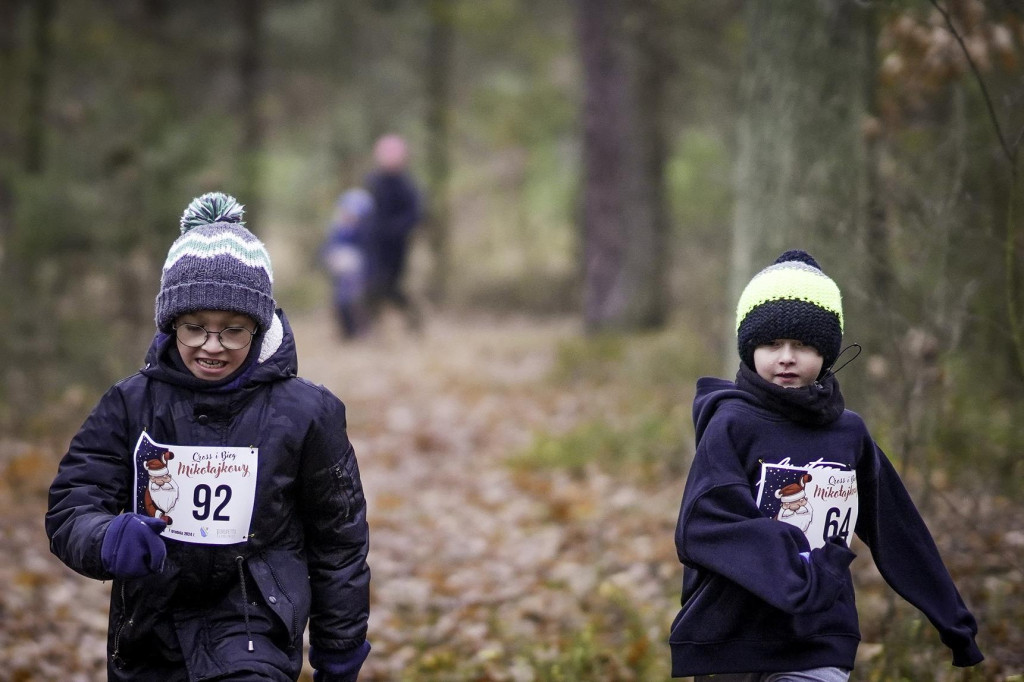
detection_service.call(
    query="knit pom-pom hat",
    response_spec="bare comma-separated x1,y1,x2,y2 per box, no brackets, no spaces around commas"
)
736,250,843,371
155,192,275,332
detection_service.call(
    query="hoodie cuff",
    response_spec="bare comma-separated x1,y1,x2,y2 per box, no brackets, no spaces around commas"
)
951,639,984,667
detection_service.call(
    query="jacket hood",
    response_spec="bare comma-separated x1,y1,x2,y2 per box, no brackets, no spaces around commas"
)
141,309,298,391
692,376,760,445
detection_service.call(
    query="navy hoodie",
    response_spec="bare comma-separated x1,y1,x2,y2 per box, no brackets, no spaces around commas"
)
669,368,982,676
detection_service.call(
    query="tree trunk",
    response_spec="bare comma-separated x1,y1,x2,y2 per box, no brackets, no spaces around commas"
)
424,0,453,303
24,0,54,174
632,0,671,328
0,0,24,248
237,0,265,229
328,2,360,189
726,0,871,370
576,0,670,331
858,4,896,370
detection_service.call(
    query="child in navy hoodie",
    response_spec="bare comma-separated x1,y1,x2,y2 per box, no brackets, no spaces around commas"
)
669,251,983,681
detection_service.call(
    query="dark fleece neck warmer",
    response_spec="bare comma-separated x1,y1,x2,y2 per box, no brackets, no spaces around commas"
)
735,363,845,427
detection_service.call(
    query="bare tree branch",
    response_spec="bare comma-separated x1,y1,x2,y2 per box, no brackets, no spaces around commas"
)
928,0,1024,377
928,0,1018,167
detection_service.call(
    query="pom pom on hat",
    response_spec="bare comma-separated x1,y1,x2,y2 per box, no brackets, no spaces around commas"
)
774,249,821,269
736,250,843,371
155,192,276,332
180,192,246,233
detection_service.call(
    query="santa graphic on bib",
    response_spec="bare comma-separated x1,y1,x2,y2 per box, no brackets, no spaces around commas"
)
143,450,179,526
775,474,813,533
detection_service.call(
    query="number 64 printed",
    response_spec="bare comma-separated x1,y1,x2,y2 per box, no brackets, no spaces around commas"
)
823,506,852,545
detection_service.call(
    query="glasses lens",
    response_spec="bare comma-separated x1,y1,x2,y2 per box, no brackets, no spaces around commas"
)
219,327,253,350
176,324,208,348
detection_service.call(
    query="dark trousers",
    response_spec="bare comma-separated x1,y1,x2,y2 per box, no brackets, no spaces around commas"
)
371,237,420,328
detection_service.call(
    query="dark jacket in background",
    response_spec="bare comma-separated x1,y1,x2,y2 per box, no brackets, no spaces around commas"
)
364,170,421,293
365,170,420,243
46,311,370,681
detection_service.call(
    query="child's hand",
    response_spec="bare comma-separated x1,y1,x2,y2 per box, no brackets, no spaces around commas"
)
100,513,167,579
310,641,371,682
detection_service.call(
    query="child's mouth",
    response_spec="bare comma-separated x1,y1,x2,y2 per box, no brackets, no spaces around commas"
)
197,358,227,369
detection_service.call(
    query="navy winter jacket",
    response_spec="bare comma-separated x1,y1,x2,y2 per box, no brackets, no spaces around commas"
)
669,372,982,677
364,170,420,243
46,311,370,681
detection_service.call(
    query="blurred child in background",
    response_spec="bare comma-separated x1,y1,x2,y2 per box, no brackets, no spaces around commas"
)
364,133,422,330
322,188,375,339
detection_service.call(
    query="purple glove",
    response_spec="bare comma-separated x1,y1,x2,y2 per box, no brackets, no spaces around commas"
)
310,641,371,682
101,513,167,579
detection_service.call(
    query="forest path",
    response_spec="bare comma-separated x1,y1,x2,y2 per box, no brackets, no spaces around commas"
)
292,310,682,680
0,309,684,681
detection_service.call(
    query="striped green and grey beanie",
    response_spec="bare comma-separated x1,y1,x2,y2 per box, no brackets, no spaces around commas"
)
736,250,843,371
155,192,275,332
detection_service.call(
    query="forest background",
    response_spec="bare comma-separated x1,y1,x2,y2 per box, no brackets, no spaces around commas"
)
1,0,1023,680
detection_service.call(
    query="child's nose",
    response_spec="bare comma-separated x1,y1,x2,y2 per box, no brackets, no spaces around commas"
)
201,333,226,351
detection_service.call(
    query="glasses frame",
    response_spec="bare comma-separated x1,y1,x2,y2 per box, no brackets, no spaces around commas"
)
172,322,258,350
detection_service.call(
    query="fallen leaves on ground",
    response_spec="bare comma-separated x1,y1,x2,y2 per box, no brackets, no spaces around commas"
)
1,311,1021,681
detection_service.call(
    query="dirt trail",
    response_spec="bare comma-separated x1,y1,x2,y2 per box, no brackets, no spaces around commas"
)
294,311,681,680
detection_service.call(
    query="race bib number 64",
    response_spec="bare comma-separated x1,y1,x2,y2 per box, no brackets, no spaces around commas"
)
132,432,258,545
755,459,859,550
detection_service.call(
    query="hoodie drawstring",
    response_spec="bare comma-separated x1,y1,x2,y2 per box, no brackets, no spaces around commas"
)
817,343,862,386
235,556,254,652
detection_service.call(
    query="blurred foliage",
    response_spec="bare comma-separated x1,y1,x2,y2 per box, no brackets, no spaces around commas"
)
510,410,691,482
522,585,667,680
509,322,708,483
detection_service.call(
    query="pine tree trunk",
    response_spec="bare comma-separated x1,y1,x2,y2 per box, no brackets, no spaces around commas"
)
726,0,871,369
0,0,23,247
424,0,453,303
862,7,891,307
237,0,265,229
23,0,54,174
631,0,671,328
576,0,670,331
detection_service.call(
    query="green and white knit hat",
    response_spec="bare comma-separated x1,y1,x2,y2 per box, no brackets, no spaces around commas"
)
736,250,843,371
155,192,275,332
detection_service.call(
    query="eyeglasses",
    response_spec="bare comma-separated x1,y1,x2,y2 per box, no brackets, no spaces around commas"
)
173,323,257,350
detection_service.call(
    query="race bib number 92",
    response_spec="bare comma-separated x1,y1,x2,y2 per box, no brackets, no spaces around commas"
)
132,432,258,545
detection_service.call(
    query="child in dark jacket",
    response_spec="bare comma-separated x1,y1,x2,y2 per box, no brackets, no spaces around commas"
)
46,192,371,682
669,250,983,680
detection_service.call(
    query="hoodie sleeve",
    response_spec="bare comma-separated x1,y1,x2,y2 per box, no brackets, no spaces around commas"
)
299,389,370,653
676,417,855,615
856,442,983,667
45,386,133,580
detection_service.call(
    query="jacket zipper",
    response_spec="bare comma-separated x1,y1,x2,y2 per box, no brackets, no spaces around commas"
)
331,464,353,522
111,582,130,665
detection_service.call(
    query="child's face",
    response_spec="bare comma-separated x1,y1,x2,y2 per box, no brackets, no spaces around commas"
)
753,339,824,388
173,310,258,381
